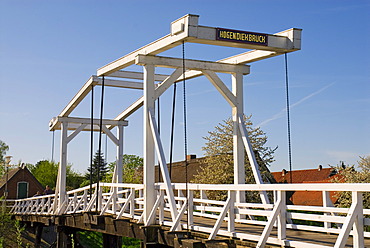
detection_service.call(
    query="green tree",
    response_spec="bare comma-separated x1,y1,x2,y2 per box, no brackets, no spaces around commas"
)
0,140,9,177
28,160,83,191
192,116,276,201
84,150,108,184
105,154,143,184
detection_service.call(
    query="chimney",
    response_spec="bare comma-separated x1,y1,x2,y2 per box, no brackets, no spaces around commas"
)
186,154,196,161
282,169,287,176
318,165,323,171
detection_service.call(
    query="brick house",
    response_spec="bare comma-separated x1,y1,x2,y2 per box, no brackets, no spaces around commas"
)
0,165,44,199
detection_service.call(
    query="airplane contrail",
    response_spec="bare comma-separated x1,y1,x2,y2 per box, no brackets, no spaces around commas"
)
257,82,335,127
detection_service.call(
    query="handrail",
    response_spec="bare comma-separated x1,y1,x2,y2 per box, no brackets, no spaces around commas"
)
10,182,370,248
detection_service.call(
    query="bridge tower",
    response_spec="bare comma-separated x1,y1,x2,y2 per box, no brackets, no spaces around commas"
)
50,13,301,225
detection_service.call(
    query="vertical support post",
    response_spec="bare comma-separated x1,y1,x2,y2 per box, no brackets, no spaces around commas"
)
116,125,124,183
231,72,246,208
188,189,194,228
57,120,68,212
34,224,44,248
353,192,364,248
277,190,286,241
144,64,156,225
200,190,207,215
228,190,236,232
323,190,333,231
103,233,122,248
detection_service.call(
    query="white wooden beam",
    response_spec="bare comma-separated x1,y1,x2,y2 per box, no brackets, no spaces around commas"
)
334,193,363,248
96,78,144,90
59,76,97,117
97,14,301,76
101,125,119,146
143,64,156,225
256,193,283,247
66,123,87,144
113,96,144,121
148,108,179,224
136,55,250,75
238,114,269,205
154,68,183,99
49,116,128,131
202,70,237,107
109,70,169,82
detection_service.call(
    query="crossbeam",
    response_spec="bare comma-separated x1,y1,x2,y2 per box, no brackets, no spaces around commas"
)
97,14,301,76
49,116,128,131
136,55,250,74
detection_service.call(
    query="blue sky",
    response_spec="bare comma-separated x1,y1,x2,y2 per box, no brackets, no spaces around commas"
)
1,0,369,174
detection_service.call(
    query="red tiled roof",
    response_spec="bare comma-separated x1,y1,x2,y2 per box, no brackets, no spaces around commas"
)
272,167,336,184
271,167,342,206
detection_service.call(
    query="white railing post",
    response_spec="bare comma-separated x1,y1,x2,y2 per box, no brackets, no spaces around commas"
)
200,190,207,215
323,190,333,231
228,190,236,232
159,189,164,225
353,191,364,248
188,189,194,229
277,190,286,241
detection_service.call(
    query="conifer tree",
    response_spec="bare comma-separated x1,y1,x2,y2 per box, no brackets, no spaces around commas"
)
86,150,108,184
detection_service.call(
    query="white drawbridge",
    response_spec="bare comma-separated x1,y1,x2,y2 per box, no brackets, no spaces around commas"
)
19,14,368,247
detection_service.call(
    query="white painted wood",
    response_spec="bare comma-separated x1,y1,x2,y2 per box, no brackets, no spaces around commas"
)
237,115,269,204
188,190,194,227
56,121,68,213
353,192,364,248
154,68,183,99
136,55,250,75
101,125,119,146
116,190,134,219
97,15,300,76
143,64,156,225
170,199,188,231
109,70,169,81
232,72,246,211
148,108,179,224
228,191,236,232
256,195,283,247
113,96,144,122
202,70,237,107
208,195,233,240
96,77,144,89
59,76,96,117
66,123,87,143
116,125,124,184
50,116,128,131
334,192,363,248
277,191,286,240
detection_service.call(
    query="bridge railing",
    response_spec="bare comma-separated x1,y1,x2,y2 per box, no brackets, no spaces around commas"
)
11,183,369,248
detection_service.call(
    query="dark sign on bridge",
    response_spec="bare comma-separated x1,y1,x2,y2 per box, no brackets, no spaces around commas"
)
216,28,268,46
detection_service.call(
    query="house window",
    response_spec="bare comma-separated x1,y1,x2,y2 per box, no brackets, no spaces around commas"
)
17,182,29,199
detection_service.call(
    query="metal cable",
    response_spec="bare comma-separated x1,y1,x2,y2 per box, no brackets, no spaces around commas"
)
169,81,177,179
284,53,293,184
182,41,189,230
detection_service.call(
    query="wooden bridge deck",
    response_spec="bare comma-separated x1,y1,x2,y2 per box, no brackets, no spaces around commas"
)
15,211,370,248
